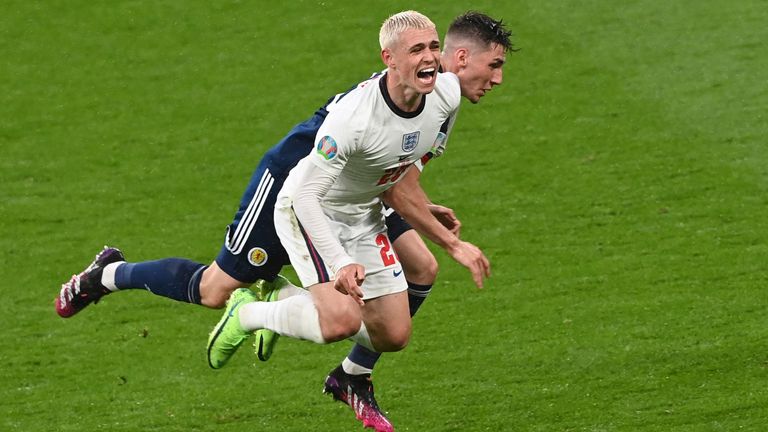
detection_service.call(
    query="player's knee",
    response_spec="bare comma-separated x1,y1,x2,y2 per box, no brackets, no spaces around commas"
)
200,289,229,309
318,304,362,342
198,275,236,309
421,254,439,282
372,319,411,352
404,253,439,284
321,315,361,342
376,328,411,352
388,330,411,351
198,265,249,309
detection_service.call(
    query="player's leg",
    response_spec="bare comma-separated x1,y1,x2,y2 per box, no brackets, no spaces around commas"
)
308,220,413,352
207,279,361,368
207,202,364,368
214,254,404,350
360,291,412,351
386,210,438,317
56,246,213,318
341,213,437,373
246,279,409,351
57,248,251,315
395,230,438,313
246,200,374,344
55,162,287,317
253,230,434,362
322,215,434,432
239,281,363,344
254,274,304,361
322,289,410,432
197,262,250,307
208,205,414,367
254,212,437,360
318,230,412,431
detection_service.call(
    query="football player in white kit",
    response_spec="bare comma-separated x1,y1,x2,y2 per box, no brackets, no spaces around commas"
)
314,14,511,430
208,9,487,353
206,10,503,432
206,3,491,372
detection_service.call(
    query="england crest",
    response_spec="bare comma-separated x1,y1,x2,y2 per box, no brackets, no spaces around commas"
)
401,131,420,152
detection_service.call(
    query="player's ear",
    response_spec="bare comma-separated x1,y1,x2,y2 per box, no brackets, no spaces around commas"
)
456,48,469,68
381,48,393,67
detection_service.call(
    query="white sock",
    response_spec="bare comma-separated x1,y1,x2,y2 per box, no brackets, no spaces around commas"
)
239,295,325,343
277,283,308,301
342,357,373,375
349,322,374,351
101,262,123,291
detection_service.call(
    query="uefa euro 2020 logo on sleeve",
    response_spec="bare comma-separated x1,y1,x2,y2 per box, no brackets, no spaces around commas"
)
317,136,338,160
402,131,420,152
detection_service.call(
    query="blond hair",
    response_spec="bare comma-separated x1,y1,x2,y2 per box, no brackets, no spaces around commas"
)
379,10,436,49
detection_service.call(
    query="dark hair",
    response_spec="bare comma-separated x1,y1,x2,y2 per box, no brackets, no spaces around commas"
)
447,11,515,52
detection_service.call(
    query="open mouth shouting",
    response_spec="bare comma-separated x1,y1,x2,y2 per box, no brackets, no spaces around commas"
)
416,66,437,86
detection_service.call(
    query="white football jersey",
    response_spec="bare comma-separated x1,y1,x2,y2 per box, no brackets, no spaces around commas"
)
276,71,460,273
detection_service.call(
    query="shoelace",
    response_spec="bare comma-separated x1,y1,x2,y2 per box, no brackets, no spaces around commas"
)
345,379,385,415
59,274,82,308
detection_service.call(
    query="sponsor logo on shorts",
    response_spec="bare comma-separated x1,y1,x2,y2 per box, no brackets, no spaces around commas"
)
248,247,268,267
401,131,420,152
393,268,403,278
316,136,338,160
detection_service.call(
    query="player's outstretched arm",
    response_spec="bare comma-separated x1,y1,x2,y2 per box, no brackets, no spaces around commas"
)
382,169,490,288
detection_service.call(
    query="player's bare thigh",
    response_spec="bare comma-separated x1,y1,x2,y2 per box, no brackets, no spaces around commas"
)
392,230,438,285
199,261,251,308
362,291,412,352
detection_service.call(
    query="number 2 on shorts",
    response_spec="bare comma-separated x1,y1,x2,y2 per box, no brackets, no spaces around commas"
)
375,233,396,266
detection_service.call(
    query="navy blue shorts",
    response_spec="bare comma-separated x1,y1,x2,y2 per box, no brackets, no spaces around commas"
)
384,207,413,243
215,162,290,284
215,112,323,283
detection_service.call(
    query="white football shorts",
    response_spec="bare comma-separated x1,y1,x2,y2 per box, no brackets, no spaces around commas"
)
273,204,408,300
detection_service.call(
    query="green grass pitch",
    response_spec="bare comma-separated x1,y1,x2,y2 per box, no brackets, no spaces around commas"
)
2,1,767,431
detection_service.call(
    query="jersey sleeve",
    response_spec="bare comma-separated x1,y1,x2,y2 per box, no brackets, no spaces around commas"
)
307,108,360,176
440,72,462,111
416,72,461,171
416,111,459,171
291,161,355,274
292,107,363,275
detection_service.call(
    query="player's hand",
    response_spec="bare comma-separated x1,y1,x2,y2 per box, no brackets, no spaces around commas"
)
334,264,366,305
447,240,491,289
428,204,461,237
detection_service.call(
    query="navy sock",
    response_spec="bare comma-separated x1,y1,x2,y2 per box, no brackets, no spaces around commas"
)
406,282,432,317
114,258,206,304
347,282,433,370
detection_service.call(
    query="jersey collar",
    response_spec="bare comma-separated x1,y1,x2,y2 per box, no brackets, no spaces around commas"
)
379,73,427,119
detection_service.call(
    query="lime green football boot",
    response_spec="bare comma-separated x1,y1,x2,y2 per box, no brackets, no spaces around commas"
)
207,288,258,369
253,274,291,361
